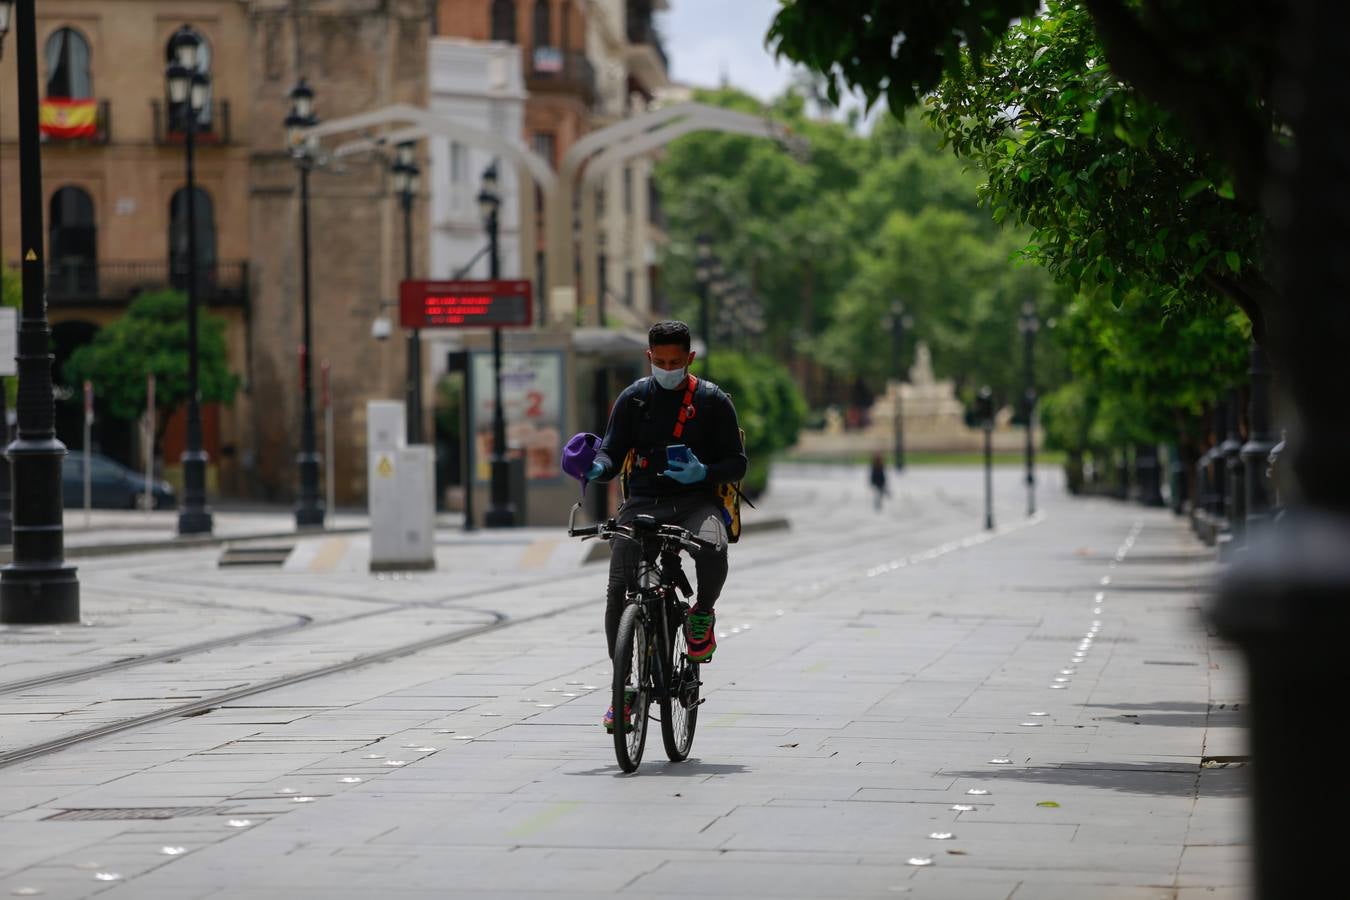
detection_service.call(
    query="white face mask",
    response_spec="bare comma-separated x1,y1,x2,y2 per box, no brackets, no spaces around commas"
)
650,363,687,390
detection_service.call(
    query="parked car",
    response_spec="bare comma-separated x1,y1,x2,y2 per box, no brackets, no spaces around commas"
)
61,452,176,510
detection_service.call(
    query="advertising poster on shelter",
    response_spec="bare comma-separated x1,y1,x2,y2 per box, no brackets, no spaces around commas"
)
470,351,564,482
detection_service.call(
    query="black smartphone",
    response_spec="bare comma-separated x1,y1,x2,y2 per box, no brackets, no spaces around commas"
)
666,444,690,467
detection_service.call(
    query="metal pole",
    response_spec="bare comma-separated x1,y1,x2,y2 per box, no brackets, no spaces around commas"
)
984,422,994,531
144,372,154,519
82,381,91,527
698,275,711,382
0,19,8,548
597,252,607,328
0,379,9,546
979,386,994,532
0,0,80,624
323,360,335,528
1241,342,1278,529
461,353,475,531
178,104,212,535
891,307,906,472
1020,303,1037,517
295,163,324,528
484,203,515,527
402,188,422,445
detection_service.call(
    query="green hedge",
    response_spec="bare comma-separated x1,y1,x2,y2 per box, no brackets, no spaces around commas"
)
703,351,806,497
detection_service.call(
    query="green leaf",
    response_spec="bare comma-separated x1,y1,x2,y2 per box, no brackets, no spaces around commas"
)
1181,178,1210,200
1224,251,1241,273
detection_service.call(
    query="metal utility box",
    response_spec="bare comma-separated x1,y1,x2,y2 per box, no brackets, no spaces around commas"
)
367,401,436,571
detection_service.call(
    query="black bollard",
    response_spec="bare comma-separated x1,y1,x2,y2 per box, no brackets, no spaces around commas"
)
1241,343,1279,531
1218,390,1245,555
1135,442,1165,507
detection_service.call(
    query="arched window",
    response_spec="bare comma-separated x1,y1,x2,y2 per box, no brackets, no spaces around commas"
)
48,187,97,297
490,0,516,43
168,187,218,291
45,27,92,98
533,0,551,49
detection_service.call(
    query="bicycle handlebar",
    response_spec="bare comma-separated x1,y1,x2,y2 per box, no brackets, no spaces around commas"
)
566,502,715,554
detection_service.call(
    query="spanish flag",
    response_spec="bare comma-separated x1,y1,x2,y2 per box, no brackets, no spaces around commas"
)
39,98,98,139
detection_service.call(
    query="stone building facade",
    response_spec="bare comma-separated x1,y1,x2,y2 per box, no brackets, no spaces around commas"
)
0,0,255,492
245,0,434,505
1,0,437,506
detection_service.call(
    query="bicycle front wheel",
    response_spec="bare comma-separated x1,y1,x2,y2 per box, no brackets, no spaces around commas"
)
611,602,651,773
660,605,699,762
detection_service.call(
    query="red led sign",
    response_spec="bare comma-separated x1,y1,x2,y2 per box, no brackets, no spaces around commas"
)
399,279,533,329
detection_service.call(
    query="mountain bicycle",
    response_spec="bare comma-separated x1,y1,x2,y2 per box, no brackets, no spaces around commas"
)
569,502,711,773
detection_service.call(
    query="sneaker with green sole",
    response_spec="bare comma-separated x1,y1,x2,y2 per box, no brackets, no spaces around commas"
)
685,609,716,663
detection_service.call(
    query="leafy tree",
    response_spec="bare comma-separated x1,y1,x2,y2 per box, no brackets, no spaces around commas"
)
820,205,1065,411
925,2,1269,339
768,3,1350,521
702,350,807,496
655,86,1066,414
63,290,240,453
655,87,865,353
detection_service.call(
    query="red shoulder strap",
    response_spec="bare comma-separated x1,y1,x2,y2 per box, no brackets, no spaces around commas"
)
672,374,698,440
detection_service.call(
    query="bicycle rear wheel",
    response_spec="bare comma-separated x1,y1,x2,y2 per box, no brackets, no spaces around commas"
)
611,602,651,772
660,604,700,762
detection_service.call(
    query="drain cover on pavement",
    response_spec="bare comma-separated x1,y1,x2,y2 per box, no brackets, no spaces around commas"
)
45,806,226,821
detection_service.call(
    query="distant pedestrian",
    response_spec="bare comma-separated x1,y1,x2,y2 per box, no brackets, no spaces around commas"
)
869,453,889,511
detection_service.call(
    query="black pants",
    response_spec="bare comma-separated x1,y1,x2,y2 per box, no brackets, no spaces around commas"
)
605,494,728,659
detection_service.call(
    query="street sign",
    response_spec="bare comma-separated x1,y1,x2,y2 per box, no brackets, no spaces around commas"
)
399,280,533,329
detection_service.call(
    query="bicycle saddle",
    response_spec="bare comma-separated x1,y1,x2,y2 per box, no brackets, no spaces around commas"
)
630,514,659,532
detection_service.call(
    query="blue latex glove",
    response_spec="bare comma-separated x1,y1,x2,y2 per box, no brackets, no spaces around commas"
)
586,460,605,482
661,450,708,484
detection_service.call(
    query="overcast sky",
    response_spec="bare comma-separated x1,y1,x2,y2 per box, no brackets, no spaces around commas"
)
659,0,796,101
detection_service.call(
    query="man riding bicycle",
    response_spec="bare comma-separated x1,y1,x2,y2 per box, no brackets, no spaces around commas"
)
584,321,746,731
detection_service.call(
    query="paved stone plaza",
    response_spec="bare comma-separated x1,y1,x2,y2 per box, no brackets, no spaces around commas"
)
0,465,1248,899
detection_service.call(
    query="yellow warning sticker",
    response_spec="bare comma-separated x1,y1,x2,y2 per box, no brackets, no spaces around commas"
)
376,454,394,478
25,249,37,261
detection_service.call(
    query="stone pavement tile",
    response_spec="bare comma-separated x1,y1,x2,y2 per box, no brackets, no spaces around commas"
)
1007,884,1178,899
1176,845,1251,887
911,838,1182,879
1175,888,1249,900
626,856,915,897
352,798,732,850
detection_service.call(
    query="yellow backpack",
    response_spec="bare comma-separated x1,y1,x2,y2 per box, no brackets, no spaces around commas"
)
618,374,752,543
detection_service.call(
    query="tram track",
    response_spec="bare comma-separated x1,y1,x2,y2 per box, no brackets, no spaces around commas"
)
0,496,942,698
0,485,1036,770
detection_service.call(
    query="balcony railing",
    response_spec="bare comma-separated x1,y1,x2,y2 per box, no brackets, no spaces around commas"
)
151,99,232,146
43,260,249,307
625,1,669,71
527,48,597,105
39,98,111,145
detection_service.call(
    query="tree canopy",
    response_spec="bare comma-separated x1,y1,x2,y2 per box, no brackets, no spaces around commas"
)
653,87,1061,413
63,289,240,450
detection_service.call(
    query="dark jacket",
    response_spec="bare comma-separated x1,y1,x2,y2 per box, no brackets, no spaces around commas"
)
593,374,747,499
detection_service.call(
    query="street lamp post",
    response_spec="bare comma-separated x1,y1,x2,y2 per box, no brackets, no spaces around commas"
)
285,79,325,529
695,235,712,380
479,165,515,528
0,0,79,623
392,142,422,445
886,301,912,473
977,386,995,531
1018,301,1039,516
167,27,213,536
0,1,15,548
